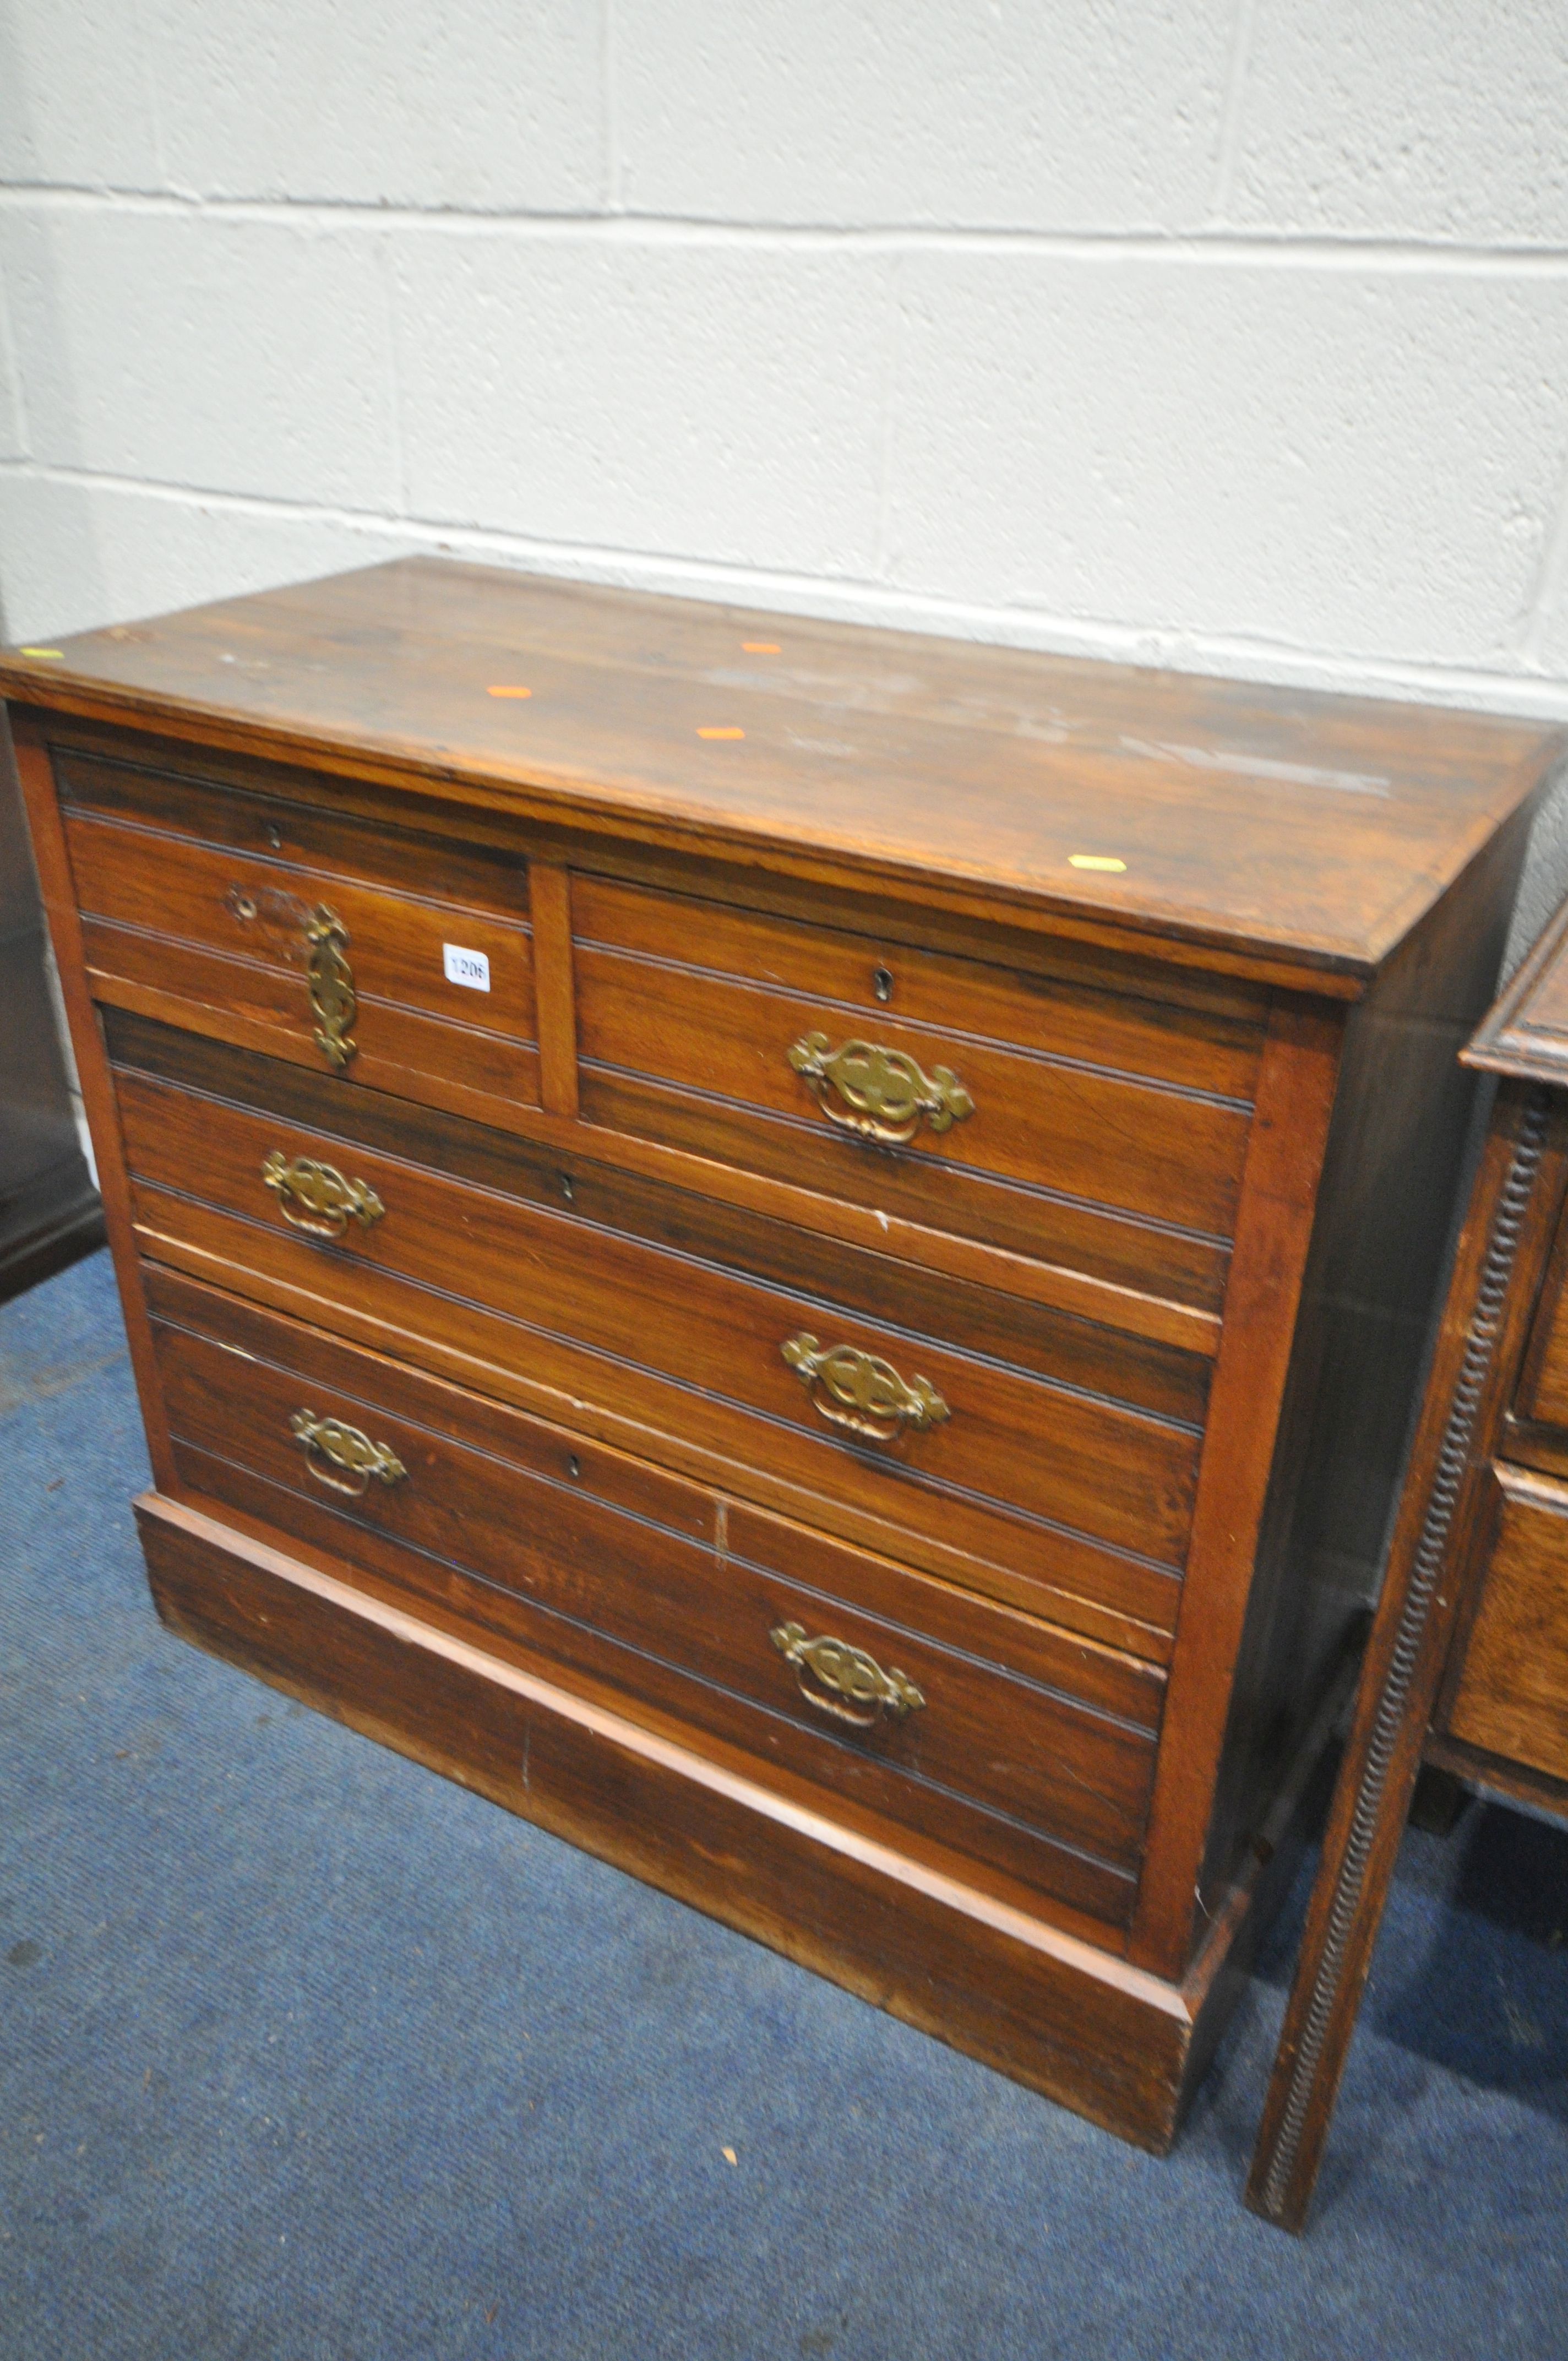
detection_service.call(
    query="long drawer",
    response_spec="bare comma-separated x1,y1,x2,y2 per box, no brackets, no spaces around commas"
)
56,744,541,1124
145,1266,1161,1932
108,1011,1202,1660
573,870,1264,1316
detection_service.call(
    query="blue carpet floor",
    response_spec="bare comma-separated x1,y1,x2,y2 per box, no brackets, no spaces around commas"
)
2,1250,1566,2359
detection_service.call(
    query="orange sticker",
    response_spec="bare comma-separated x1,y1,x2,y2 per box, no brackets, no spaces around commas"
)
487,684,532,699
697,726,745,740
1069,853,1127,872
741,641,781,654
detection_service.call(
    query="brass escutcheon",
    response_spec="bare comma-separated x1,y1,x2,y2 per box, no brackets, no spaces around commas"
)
262,1151,385,1241
770,1620,925,1727
304,904,357,1072
781,1332,949,1446
787,1031,973,1146
289,1407,406,1498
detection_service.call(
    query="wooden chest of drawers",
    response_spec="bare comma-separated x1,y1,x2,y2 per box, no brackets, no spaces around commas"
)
1249,899,1568,2227
5,558,1561,2149
0,733,102,1297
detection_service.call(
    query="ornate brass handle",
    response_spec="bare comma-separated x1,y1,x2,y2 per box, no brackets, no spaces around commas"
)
781,1332,949,1445
787,1030,973,1146
770,1620,925,1728
304,904,357,1072
289,1407,406,1498
262,1151,385,1240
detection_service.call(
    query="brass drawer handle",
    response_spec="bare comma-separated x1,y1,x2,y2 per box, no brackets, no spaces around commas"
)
770,1619,925,1727
782,1331,949,1445
262,1151,385,1240
788,1030,973,1146
304,904,357,1072
290,1407,406,1497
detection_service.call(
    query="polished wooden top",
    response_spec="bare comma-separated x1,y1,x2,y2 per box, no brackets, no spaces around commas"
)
1466,894,1568,1086
3,556,1560,988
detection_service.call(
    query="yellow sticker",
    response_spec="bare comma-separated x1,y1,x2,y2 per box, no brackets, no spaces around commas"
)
698,726,745,740
742,641,781,654
487,684,532,699
19,646,64,660
1069,854,1127,872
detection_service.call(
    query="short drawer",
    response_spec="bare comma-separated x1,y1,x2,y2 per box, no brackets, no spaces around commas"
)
572,872,1264,1316
1512,1201,1568,1445
146,1267,1161,1931
108,1016,1202,1660
55,745,541,1124
1441,1464,1568,1787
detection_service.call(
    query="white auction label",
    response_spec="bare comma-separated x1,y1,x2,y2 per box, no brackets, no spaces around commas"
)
443,943,491,992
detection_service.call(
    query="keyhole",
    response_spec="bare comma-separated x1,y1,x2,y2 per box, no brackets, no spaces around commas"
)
264,824,283,851
559,1174,575,1204
567,1454,581,1480
873,965,894,1004
232,892,258,921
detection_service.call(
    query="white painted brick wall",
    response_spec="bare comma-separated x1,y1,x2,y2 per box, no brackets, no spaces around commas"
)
614,3,1239,230
3,2,1568,940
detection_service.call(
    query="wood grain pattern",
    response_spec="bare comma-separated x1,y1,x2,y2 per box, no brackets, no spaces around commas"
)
574,871,1254,1264
1441,1464,1568,1783
49,722,1228,1356
1129,997,1343,1976
107,1005,1209,1428
578,1062,1233,1315
148,1277,1158,1922
572,869,1267,1098
1246,1080,1560,2231
1195,813,1530,1944
112,1059,1202,1603
6,557,1549,2153
529,859,580,1118
573,874,1251,1297
6,557,1559,983
1508,1192,1568,1436
135,1489,1211,2148
55,741,535,916
1249,897,1568,2226
7,722,176,1489
0,746,103,1297
1465,891,1568,1089
67,808,539,1102
1420,1726,1568,1822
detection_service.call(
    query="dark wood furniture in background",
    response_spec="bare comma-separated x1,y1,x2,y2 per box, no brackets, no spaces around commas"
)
0,722,102,1301
3,558,1561,2150
1248,899,1568,2230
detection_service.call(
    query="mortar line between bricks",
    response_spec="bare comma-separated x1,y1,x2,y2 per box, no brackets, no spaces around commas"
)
7,456,1568,721
5,184,1568,273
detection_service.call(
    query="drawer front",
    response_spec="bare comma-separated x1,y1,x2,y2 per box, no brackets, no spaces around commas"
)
112,1042,1199,1657
56,747,541,1122
146,1269,1159,1929
1443,1466,1568,1786
1513,1205,1568,1443
573,873,1263,1315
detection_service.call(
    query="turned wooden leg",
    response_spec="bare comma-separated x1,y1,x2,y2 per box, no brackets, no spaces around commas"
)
1245,1084,1553,2232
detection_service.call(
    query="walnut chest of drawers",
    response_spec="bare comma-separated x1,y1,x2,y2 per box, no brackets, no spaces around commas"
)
1249,897,1568,2226
4,558,1561,2150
